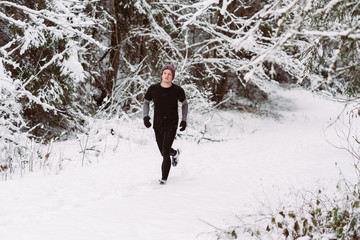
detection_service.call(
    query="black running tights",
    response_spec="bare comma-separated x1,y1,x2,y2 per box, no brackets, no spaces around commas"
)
154,127,177,181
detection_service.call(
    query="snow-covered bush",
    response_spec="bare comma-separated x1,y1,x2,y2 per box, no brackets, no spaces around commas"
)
0,60,45,179
208,181,360,240
262,183,360,240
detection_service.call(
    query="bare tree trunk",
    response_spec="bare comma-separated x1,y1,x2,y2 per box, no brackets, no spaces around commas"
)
211,0,228,103
105,0,121,95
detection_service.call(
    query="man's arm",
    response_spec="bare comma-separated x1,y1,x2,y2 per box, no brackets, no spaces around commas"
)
181,99,188,121
143,99,150,118
179,99,188,131
143,99,152,128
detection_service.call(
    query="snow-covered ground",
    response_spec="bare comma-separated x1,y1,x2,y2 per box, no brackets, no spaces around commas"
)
0,86,357,240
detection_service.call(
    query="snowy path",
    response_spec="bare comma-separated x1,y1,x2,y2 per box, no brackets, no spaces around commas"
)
0,87,356,240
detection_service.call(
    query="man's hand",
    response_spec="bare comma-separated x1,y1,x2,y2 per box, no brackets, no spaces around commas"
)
179,121,186,131
144,116,152,128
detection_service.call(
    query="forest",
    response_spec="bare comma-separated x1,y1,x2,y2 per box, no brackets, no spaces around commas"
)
0,0,360,239
1,0,359,140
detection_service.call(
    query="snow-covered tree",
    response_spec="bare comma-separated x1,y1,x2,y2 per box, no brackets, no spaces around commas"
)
0,0,106,139
0,0,108,177
158,0,359,102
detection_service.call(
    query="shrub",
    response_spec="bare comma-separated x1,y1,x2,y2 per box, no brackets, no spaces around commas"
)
213,180,360,240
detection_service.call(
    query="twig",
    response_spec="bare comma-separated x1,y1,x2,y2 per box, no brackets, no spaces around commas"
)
198,218,221,230
78,135,90,167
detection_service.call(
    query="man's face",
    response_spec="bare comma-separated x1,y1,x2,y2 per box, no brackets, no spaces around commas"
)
162,69,173,84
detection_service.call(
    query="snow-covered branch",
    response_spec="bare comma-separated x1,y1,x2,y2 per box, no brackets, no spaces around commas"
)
297,29,360,40
134,0,183,60
0,1,107,50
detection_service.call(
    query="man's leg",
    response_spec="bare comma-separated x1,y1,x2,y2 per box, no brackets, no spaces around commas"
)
154,127,176,157
159,127,177,181
154,128,164,155
157,130,176,157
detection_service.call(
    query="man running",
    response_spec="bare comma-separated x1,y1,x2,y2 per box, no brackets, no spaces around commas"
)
143,64,188,185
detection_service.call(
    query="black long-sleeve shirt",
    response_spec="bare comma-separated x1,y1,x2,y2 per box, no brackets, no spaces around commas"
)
143,83,188,129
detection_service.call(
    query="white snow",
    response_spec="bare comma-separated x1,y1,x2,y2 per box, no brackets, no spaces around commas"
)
61,42,85,83
0,86,357,240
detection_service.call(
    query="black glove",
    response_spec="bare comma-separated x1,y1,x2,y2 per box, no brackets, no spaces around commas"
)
179,121,187,131
144,116,151,128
